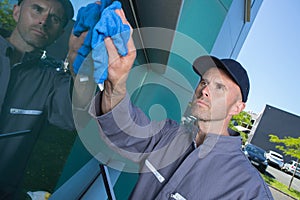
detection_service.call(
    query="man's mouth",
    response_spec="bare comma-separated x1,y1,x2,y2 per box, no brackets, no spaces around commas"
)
32,29,47,39
196,99,209,108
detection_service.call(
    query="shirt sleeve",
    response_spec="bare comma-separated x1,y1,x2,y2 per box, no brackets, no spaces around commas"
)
89,92,183,163
46,73,75,131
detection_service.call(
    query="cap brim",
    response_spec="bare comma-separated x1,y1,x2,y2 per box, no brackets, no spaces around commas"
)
193,55,226,77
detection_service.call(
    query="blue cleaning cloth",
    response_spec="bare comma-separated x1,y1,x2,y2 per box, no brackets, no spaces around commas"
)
72,1,111,74
91,1,130,84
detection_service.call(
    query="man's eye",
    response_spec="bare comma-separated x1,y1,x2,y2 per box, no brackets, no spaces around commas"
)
32,5,42,13
216,84,225,90
51,16,61,25
200,81,207,87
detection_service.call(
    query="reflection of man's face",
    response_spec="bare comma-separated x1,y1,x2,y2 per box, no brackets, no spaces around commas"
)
14,0,65,49
191,67,241,122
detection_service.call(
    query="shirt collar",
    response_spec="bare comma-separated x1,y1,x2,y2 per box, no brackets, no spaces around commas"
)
0,35,46,64
198,132,242,159
0,35,14,57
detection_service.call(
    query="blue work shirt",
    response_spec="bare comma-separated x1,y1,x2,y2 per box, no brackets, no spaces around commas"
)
91,93,274,200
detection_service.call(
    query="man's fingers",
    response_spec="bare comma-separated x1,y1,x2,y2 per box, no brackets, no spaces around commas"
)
115,8,134,35
127,35,136,58
104,37,119,65
69,30,87,52
104,8,136,64
115,9,128,25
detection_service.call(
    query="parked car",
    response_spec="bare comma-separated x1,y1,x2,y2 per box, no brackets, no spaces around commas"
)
265,150,284,169
243,144,268,173
282,160,300,178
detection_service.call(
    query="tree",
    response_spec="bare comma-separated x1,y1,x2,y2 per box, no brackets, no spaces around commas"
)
0,0,16,33
269,134,300,190
229,111,252,145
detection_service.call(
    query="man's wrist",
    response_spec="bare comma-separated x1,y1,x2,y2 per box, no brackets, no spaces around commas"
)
101,81,126,114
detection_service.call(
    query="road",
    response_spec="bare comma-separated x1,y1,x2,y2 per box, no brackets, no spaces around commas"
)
266,165,300,192
266,165,299,200
269,186,297,200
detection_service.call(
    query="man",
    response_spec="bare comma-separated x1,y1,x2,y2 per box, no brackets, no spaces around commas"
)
0,0,76,198
90,12,274,199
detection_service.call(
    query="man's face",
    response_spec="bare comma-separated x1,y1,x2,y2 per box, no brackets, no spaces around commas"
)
13,0,66,49
191,67,242,122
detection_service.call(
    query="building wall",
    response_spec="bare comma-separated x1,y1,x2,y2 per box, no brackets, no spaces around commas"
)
211,0,263,58
132,0,264,121
105,0,265,198
250,105,300,162
1,0,263,197
57,0,264,198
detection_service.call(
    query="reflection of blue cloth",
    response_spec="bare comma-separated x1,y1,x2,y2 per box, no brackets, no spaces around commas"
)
91,1,130,84
73,1,111,74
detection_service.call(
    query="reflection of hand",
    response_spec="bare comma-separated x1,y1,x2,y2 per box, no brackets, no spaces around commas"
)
68,1,106,78
68,30,88,78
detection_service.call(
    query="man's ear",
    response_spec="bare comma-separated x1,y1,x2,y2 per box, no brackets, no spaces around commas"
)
229,101,246,116
12,5,21,23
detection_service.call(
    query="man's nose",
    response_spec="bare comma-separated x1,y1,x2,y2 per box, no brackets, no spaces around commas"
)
39,14,50,26
200,85,209,97
196,85,209,98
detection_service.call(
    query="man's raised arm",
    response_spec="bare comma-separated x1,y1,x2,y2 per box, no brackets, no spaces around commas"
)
101,9,136,114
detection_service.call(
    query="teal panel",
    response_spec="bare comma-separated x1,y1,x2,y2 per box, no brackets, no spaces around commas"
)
57,120,139,198
175,0,227,52
165,0,232,100
129,0,232,122
220,0,233,11
55,136,92,190
169,56,198,89
113,172,139,199
128,64,195,122
131,83,182,122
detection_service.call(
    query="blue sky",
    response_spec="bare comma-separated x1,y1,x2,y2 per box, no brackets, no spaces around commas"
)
237,0,300,116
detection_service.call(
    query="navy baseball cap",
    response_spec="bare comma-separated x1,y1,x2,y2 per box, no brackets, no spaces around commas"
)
193,55,250,102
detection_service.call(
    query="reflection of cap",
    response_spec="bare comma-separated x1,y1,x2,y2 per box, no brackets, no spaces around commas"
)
18,0,74,25
193,55,250,102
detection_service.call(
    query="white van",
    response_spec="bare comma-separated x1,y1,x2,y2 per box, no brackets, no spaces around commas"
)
265,150,284,169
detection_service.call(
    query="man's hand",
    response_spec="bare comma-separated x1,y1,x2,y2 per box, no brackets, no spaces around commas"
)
101,9,136,114
68,1,102,77
68,30,88,78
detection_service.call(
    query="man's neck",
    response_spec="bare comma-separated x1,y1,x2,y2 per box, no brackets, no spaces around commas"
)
7,30,40,65
8,29,38,54
195,119,230,147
